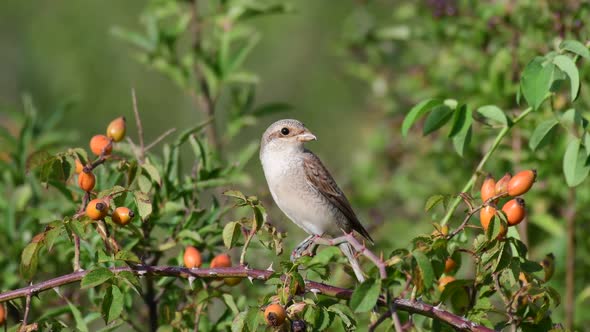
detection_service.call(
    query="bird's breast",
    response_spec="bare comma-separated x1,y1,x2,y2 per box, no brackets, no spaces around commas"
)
261,151,338,236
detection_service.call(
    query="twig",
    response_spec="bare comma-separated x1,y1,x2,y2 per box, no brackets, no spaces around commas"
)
193,302,205,332
390,303,403,332
130,88,145,162
0,265,494,332
564,188,576,330
239,227,255,266
21,293,32,330
73,234,81,271
368,309,392,332
305,233,387,279
145,128,177,152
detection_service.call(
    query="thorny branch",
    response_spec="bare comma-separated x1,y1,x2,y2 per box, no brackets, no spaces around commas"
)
0,265,494,332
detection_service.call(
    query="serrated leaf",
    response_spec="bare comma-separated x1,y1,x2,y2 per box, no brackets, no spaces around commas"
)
425,195,445,212
81,267,114,289
563,138,590,187
493,241,512,272
560,40,590,59
402,98,441,137
20,242,40,280
177,229,203,243
223,221,241,249
476,105,507,126
423,105,453,136
349,278,381,312
102,285,123,323
328,303,356,328
453,125,472,157
66,298,89,332
142,163,161,185
232,311,247,332
115,250,140,263
529,118,559,151
223,190,247,202
173,119,212,147
553,55,580,100
449,105,472,156
413,250,434,288
133,191,152,221
520,58,554,110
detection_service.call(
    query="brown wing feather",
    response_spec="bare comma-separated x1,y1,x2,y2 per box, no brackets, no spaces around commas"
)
302,150,373,243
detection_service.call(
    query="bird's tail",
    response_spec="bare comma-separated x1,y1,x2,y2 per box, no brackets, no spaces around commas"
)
339,242,365,282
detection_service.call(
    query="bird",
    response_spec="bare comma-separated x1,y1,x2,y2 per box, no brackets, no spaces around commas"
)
259,119,373,282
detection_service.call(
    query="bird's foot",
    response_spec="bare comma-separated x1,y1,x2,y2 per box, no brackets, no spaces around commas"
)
290,235,321,262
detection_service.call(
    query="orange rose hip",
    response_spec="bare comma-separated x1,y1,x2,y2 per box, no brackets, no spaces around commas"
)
90,134,112,156
78,171,96,192
264,304,287,327
502,198,526,226
183,246,202,268
210,253,232,268
508,170,536,196
480,175,496,202
86,198,109,220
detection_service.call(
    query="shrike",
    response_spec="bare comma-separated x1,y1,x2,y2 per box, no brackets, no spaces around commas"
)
260,119,373,281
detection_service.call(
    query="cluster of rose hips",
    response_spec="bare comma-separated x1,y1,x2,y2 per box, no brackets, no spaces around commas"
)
479,169,536,238
183,247,304,329
182,247,241,286
75,117,135,226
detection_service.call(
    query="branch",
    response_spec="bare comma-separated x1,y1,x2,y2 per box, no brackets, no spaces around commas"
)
305,233,387,279
0,265,494,332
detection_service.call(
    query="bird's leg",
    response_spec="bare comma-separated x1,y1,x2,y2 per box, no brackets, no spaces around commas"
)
290,235,316,262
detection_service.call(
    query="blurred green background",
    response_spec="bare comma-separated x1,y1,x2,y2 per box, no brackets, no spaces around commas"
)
2,0,590,329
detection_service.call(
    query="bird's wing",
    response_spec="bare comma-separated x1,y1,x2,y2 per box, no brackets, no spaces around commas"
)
302,150,373,243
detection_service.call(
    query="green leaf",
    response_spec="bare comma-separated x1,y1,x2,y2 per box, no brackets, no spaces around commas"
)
413,250,434,288
142,163,161,185
81,267,114,289
222,221,241,249
423,104,453,136
563,138,590,187
349,278,381,312
553,55,580,100
223,190,247,202
401,98,441,137
133,191,152,221
173,119,212,147
476,105,507,126
520,58,554,110
448,105,471,137
450,106,472,156
559,40,590,59
493,241,512,272
328,303,356,328
232,311,247,332
115,250,141,263
453,125,472,157
66,298,90,332
102,285,123,323
529,118,559,151
424,195,445,212
20,242,41,280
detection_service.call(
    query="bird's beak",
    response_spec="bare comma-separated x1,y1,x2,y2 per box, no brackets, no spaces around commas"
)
297,130,317,142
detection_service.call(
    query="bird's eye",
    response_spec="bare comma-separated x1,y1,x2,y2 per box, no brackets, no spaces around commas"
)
280,127,290,135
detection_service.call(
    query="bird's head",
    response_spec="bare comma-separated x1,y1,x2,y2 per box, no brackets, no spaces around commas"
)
260,119,317,153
